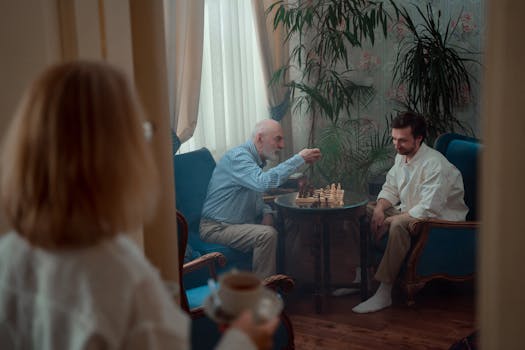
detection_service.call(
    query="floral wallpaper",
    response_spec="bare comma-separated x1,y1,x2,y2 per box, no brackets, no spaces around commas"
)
290,0,485,151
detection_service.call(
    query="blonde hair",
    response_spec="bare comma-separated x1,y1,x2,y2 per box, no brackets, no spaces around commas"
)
0,61,158,249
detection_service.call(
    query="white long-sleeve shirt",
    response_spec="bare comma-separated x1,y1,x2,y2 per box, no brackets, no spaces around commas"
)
378,143,468,221
0,232,255,350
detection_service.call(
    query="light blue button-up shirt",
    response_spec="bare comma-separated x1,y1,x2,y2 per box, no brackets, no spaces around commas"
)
201,140,304,224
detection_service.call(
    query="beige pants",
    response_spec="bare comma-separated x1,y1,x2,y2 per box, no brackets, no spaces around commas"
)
199,219,277,279
367,203,419,284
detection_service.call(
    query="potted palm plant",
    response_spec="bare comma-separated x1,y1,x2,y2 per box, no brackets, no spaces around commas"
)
392,3,480,144
316,117,394,191
268,0,398,192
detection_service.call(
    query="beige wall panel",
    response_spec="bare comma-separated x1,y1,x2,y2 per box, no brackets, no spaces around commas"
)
0,0,60,131
102,0,134,77
0,0,61,233
479,0,525,349
129,0,179,286
73,0,102,59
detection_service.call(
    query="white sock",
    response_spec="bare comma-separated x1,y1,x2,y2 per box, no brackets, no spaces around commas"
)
351,282,392,314
352,266,361,284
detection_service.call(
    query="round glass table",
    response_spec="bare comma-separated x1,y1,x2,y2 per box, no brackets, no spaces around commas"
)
274,191,370,313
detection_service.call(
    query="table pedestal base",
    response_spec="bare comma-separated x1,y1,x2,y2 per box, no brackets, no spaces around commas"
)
276,204,369,314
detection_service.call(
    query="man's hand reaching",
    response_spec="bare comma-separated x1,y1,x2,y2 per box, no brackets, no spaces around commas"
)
298,148,322,164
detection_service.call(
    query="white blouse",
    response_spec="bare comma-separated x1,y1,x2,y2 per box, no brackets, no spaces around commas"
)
0,232,255,350
378,143,469,221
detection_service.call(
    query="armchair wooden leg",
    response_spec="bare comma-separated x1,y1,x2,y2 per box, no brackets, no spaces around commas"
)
263,274,295,294
279,312,295,350
405,281,426,306
264,275,296,349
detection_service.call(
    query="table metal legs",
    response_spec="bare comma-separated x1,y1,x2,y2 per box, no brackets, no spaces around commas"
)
276,206,370,313
311,216,331,313
322,218,331,304
276,209,286,274
359,214,369,300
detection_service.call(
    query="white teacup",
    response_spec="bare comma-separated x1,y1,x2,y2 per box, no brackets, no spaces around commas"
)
217,271,262,316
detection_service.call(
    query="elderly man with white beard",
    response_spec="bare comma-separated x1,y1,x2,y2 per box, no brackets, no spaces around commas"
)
200,119,322,278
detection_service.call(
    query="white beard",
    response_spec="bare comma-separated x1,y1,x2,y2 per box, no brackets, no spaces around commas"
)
261,145,280,162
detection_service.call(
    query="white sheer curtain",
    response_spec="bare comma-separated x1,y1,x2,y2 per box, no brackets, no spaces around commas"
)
179,0,269,158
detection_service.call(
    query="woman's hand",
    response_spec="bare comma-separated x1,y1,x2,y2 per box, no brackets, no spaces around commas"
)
231,310,279,350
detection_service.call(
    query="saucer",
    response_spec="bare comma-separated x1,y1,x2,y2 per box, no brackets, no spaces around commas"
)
203,287,284,324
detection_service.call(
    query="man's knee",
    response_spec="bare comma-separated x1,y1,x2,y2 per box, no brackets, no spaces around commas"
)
199,220,224,241
387,219,411,248
389,216,410,233
256,226,278,245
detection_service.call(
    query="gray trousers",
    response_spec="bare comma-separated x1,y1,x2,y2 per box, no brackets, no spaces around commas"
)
199,219,277,279
367,203,419,284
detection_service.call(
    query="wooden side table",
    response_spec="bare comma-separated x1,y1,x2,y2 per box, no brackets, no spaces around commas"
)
274,192,369,313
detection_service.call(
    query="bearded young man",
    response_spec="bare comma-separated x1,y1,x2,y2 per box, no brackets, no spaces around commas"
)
352,111,469,314
200,119,321,278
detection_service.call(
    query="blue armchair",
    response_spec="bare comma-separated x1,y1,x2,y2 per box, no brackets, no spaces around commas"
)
173,139,296,349
176,210,296,350
403,133,481,304
173,147,252,288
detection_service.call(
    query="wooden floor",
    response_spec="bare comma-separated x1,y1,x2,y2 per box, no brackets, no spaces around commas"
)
284,280,476,349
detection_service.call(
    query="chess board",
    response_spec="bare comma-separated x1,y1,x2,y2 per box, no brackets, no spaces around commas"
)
295,183,344,204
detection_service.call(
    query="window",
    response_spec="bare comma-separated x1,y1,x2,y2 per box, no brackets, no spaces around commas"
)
179,0,268,158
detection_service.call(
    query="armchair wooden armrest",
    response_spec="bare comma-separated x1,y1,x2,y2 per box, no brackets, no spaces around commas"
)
183,252,227,279
263,274,295,294
408,218,479,234
407,218,479,266
180,252,227,317
403,218,479,305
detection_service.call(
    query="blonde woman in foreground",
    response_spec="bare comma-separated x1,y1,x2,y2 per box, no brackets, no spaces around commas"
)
0,61,277,349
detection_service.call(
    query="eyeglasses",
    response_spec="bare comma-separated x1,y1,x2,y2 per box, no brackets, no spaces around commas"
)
143,121,154,142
